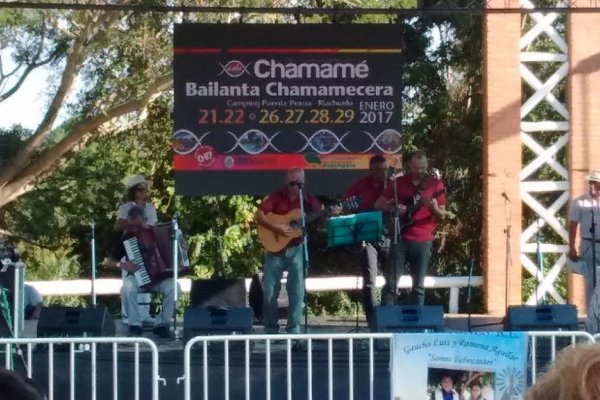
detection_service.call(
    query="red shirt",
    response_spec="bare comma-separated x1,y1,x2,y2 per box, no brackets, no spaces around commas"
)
344,175,385,212
260,188,321,247
381,175,446,242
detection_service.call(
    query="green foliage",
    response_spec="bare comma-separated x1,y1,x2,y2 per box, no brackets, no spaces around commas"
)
309,292,356,317
20,243,86,307
0,126,29,169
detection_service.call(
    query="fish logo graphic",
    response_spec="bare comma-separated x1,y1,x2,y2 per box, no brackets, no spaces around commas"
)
218,60,252,78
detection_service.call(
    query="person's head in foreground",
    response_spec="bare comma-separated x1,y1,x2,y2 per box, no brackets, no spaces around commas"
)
0,367,46,400
527,343,600,400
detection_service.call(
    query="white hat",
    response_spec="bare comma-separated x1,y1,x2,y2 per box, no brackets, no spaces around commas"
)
586,169,600,183
124,174,153,190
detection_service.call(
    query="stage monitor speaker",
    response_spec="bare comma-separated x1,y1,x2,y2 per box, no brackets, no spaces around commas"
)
190,278,246,308
37,307,115,337
373,305,445,333
184,307,253,343
504,305,578,331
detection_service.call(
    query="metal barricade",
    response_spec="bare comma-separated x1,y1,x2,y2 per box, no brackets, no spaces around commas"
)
0,337,164,400
178,333,394,400
527,331,594,384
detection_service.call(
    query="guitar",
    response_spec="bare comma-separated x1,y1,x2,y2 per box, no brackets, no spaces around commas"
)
399,184,456,232
257,196,360,253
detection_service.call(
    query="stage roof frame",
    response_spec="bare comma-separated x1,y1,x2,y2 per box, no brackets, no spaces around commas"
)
0,0,599,15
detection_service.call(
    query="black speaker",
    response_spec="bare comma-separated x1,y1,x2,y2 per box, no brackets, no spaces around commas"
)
248,273,289,321
373,305,445,332
504,305,578,331
184,306,253,343
190,278,246,308
37,307,115,337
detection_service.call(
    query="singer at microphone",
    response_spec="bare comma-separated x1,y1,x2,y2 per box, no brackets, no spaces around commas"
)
374,150,447,307
254,168,321,334
567,169,600,309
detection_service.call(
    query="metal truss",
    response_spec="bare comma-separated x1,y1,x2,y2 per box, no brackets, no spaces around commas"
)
519,0,569,304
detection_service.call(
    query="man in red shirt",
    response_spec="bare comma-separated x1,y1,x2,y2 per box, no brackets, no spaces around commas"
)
255,168,320,334
375,151,446,306
343,154,388,328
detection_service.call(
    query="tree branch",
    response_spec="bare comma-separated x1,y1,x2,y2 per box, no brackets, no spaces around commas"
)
0,72,173,208
0,23,89,188
0,17,48,103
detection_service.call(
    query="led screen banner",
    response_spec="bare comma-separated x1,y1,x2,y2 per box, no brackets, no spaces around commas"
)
173,24,403,195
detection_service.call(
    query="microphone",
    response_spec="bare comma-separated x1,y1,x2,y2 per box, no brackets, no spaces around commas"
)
501,192,511,203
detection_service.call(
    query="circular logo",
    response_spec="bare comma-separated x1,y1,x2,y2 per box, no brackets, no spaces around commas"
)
194,145,217,168
224,156,235,169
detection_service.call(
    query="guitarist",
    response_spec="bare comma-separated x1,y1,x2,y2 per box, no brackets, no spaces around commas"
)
374,150,446,306
343,154,389,329
255,168,320,334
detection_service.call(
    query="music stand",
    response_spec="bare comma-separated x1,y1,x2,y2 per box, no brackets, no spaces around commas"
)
327,212,383,247
327,212,383,332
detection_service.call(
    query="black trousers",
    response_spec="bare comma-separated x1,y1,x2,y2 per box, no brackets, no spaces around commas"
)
382,239,432,306
359,239,389,327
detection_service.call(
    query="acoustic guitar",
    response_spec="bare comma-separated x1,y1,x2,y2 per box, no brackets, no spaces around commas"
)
257,196,360,253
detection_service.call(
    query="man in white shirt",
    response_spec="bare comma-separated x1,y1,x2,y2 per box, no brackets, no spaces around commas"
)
568,170,600,333
568,169,600,304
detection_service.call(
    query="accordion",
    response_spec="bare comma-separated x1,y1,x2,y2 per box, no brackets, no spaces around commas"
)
123,223,190,288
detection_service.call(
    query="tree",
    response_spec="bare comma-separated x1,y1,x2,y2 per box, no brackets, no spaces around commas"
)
0,5,172,208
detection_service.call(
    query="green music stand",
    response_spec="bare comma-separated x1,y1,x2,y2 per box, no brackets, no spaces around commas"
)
327,211,383,333
326,211,383,247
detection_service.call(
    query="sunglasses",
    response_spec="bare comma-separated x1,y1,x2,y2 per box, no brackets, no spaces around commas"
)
135,186,147,191
288,181,304,188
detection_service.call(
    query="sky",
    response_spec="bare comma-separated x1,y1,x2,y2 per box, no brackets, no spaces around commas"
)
0,65,48,130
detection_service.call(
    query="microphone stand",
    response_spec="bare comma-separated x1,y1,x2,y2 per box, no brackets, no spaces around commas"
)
391,171,401,306
172,214,180,340
90,219,97,308
298,186,311,333
590,191,597,292
535,218,545,305
471,194,514,331
503,194,512,310
467,258,474,332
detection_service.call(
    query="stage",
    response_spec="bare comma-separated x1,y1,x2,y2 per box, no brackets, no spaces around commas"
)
6,314,586,400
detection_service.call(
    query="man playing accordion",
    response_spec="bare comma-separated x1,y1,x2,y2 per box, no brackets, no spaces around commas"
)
106,206,180,338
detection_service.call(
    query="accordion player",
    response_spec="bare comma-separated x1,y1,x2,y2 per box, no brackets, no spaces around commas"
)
107,206,185,338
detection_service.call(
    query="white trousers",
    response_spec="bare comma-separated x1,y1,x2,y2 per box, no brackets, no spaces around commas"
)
121,275,180,327
120,269,151,322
